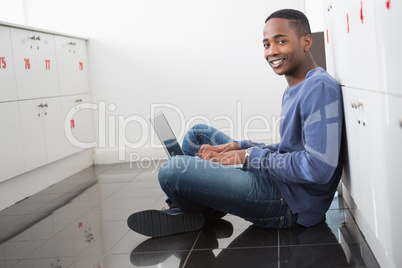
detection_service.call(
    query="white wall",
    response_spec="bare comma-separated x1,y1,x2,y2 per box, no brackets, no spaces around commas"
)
0,0,25,25
12,0,305,163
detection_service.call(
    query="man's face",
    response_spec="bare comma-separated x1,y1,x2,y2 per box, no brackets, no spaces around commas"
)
263,18,305,77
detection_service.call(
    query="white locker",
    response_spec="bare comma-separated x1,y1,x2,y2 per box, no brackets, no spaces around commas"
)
42,97,68,163
323,0,347,83
382,95,402,266
61,94,95,155
324,1,401,266
19,97,67,171
55,36,90,96
10,28,60,100
0,26,18,102
342,87,386,226
342,86,393,261
10,28,41,100
324,0,380,91
35,32,60,97
18,99,47,171
374,0,402,97
0,102,25,182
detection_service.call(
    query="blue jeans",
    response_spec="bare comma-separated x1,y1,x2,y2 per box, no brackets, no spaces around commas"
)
158,124,299,229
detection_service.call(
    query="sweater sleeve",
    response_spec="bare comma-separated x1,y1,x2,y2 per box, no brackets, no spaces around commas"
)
236,140,278,151
247,82,343,185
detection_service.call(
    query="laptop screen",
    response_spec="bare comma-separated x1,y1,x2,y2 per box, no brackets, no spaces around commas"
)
150,112,184,157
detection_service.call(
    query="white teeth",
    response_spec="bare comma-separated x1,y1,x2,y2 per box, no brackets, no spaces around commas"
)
272,59,283,65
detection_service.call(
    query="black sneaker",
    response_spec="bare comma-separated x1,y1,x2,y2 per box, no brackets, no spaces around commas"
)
127,208,205,237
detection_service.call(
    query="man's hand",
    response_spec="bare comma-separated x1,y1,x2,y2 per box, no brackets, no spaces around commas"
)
199,145,246,165
198,142,240,159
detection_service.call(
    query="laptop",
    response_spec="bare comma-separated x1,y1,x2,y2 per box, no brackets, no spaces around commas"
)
150,112,184,157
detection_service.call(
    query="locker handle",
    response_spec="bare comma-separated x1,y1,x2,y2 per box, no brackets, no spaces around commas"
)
351,100,363,109
35,36,40,41
75,98,83,103
38,103,48,108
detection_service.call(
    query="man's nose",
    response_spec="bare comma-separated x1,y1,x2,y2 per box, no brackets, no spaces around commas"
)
266,44,279,57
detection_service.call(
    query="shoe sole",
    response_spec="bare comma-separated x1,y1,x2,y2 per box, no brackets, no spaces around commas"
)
127,210,204,237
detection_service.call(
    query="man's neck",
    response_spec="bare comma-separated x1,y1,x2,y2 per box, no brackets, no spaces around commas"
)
285,58,318,87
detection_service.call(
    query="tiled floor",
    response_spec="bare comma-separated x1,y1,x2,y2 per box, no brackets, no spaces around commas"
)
0,162,380,268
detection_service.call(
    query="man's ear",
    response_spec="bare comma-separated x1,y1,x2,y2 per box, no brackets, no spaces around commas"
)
303,34,313,52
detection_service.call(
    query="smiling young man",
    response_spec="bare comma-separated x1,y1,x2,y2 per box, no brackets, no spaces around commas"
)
127,9,344,237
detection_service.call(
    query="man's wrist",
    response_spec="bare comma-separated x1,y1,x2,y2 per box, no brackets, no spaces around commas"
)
243,147,254,165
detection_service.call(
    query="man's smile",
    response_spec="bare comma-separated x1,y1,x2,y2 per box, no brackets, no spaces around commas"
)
269,57,287,68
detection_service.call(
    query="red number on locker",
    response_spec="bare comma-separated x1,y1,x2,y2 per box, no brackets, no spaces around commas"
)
0,57,6,69
24,58,31,70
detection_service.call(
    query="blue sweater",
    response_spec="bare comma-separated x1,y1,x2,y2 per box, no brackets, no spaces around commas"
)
238,67,343,227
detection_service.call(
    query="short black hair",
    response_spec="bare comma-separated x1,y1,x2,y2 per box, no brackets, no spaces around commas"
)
265,9,311,38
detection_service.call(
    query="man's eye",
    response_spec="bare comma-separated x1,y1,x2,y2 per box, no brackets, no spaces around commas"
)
278,40,286,44
263,44,269,48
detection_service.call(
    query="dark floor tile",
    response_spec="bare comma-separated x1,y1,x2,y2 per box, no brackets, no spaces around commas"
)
97,251,189,268
279,243,354,267
186,247,279,268
131,232,200,254
194,220,277,250
279,242,380,267
279,223,334,247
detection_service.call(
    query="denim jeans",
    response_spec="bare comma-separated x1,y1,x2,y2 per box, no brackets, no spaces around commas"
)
158,124,299,229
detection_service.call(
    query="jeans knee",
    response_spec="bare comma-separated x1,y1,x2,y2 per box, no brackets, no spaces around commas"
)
191,124,213,134
185,124,207,139
158,159,172,189
158,156,184,190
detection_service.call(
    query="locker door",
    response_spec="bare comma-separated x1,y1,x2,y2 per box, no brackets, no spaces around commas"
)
10,28,40,100
323,0,348,84
55,36,90,96
36,33,60,97
0,26,18,102
71,94,95,147
355,89,388,236
383,95,402,266
0,102,25,182
375,0,402,97
19,99,47,171
325,0,380,91
60,94,96,156
342,0,380,91
341,86,362,191
343,86,389,240
42,97,66,163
